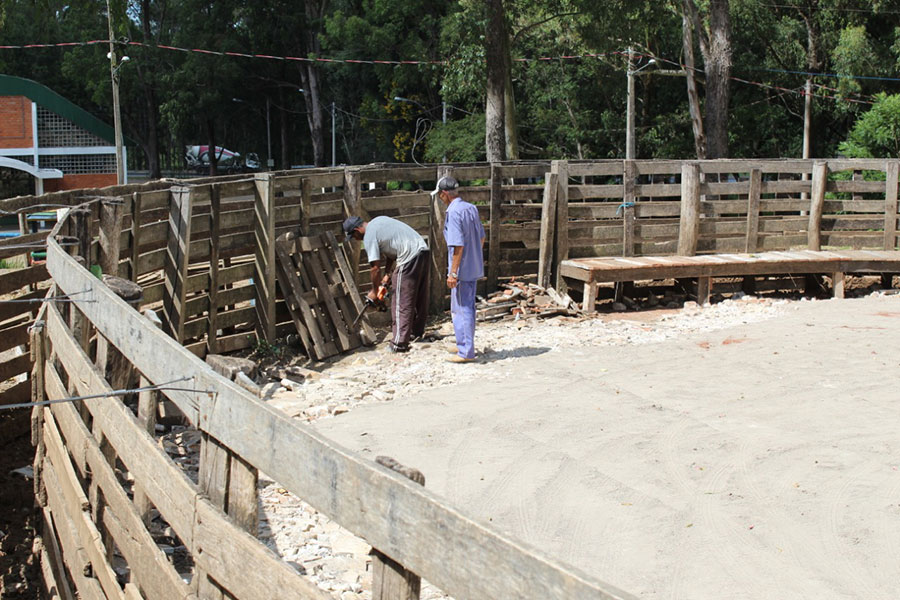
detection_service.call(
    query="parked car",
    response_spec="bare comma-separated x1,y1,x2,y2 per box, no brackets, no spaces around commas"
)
185,145,260,174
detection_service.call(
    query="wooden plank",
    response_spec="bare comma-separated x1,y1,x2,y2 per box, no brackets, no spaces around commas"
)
553,160,570,293
808,162,828,251
191,499,330,600
537,172,559,289
0,379,30,407
327,231,376,344
253,173,275,343
0,230,49,260
303,239,354,352
488,163,502,291
134,309,163,527
44,304,199,543
372,456,424,600
163,187,193,341
301,177,313,233
0,288,44,323
362,193,431,213
207,186,221,353
274,235,322,358
42,410,124,600
0,263,47,296
884,160,898,250
0,321,29,356
678,162,701,256
47,234,637,600
99,197,124,277
622,160,636,258
429,166,450,314
832,271,845,298
745,168,761,253
41,469,107,600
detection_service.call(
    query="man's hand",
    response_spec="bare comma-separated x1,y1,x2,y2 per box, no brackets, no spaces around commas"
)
446,273,458,289
366,289,378,302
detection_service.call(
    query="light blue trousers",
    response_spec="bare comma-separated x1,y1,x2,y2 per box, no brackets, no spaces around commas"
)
451,280,477,359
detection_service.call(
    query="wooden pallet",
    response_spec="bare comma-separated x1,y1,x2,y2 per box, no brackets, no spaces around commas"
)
274,231,375,360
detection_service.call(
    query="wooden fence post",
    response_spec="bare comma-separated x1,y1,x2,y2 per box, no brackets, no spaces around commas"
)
677,162,700,256
537,171,558,289
134,309,162,527
884,160,898,250
429,166,450,314
371,456,425,600
342,167,366,288
745,168,762,253
207,185,221,354
622,159,636,257
98,196,123,278
129,192,142,282
254,173,277,342
552,160,569,293
30,319,47,508
808,161,828,251
163,186,193,342
487,163,502,292
301,177,312,235
67,206,92,353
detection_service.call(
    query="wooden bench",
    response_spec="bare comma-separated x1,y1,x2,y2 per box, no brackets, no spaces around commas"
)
561,250,900,312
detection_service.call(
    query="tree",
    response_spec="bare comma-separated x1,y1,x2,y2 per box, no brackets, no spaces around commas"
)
485,0,508,161
681,0,733,159
839,93,900,158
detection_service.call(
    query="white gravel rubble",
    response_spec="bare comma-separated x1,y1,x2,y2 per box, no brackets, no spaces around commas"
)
254,293,807,600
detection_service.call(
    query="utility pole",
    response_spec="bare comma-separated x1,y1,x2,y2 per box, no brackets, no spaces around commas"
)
626,47,636,160
106,0,125,184
331,102,336,167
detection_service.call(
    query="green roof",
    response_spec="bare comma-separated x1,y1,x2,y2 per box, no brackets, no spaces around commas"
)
0,74,119,144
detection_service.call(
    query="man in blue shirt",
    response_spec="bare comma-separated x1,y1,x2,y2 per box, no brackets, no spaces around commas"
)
432,176,485,363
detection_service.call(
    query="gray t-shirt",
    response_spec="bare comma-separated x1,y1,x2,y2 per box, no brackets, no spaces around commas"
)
363,216,427,267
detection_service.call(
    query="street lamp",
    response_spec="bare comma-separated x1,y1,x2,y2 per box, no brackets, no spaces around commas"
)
625,48,656,160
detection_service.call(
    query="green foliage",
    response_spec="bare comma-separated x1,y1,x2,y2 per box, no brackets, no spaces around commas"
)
424,113,487,162
839,93,900,158
5,0,900,168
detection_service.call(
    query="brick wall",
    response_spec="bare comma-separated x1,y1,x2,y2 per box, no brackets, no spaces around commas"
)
0,96,32,149
43,173,116,193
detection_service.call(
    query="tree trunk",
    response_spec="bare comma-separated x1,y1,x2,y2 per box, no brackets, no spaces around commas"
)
684,0,732,159
681,1,706,160
485,0,507,162
301,0,328,167
703,0,732,159
140,0,161,178
502,35,519,160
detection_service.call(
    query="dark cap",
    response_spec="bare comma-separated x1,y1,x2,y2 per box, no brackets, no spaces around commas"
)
342,216,364,240
430,175,459,198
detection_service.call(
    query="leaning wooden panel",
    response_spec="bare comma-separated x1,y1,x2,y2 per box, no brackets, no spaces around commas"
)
47,235,637,600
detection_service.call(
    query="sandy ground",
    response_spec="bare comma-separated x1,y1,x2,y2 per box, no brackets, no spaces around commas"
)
305,294,900,599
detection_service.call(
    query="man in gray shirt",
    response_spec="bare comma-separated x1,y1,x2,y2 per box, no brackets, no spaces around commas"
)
343,215,430,352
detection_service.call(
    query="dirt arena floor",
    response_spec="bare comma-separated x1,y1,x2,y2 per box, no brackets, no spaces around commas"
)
312,294,900,599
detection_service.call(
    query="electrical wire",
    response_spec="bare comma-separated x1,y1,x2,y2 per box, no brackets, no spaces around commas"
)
1,376,210,411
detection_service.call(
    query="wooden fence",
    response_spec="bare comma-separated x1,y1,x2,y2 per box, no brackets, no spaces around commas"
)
31,206,635,599
4,157,899,394
4,157,900,599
